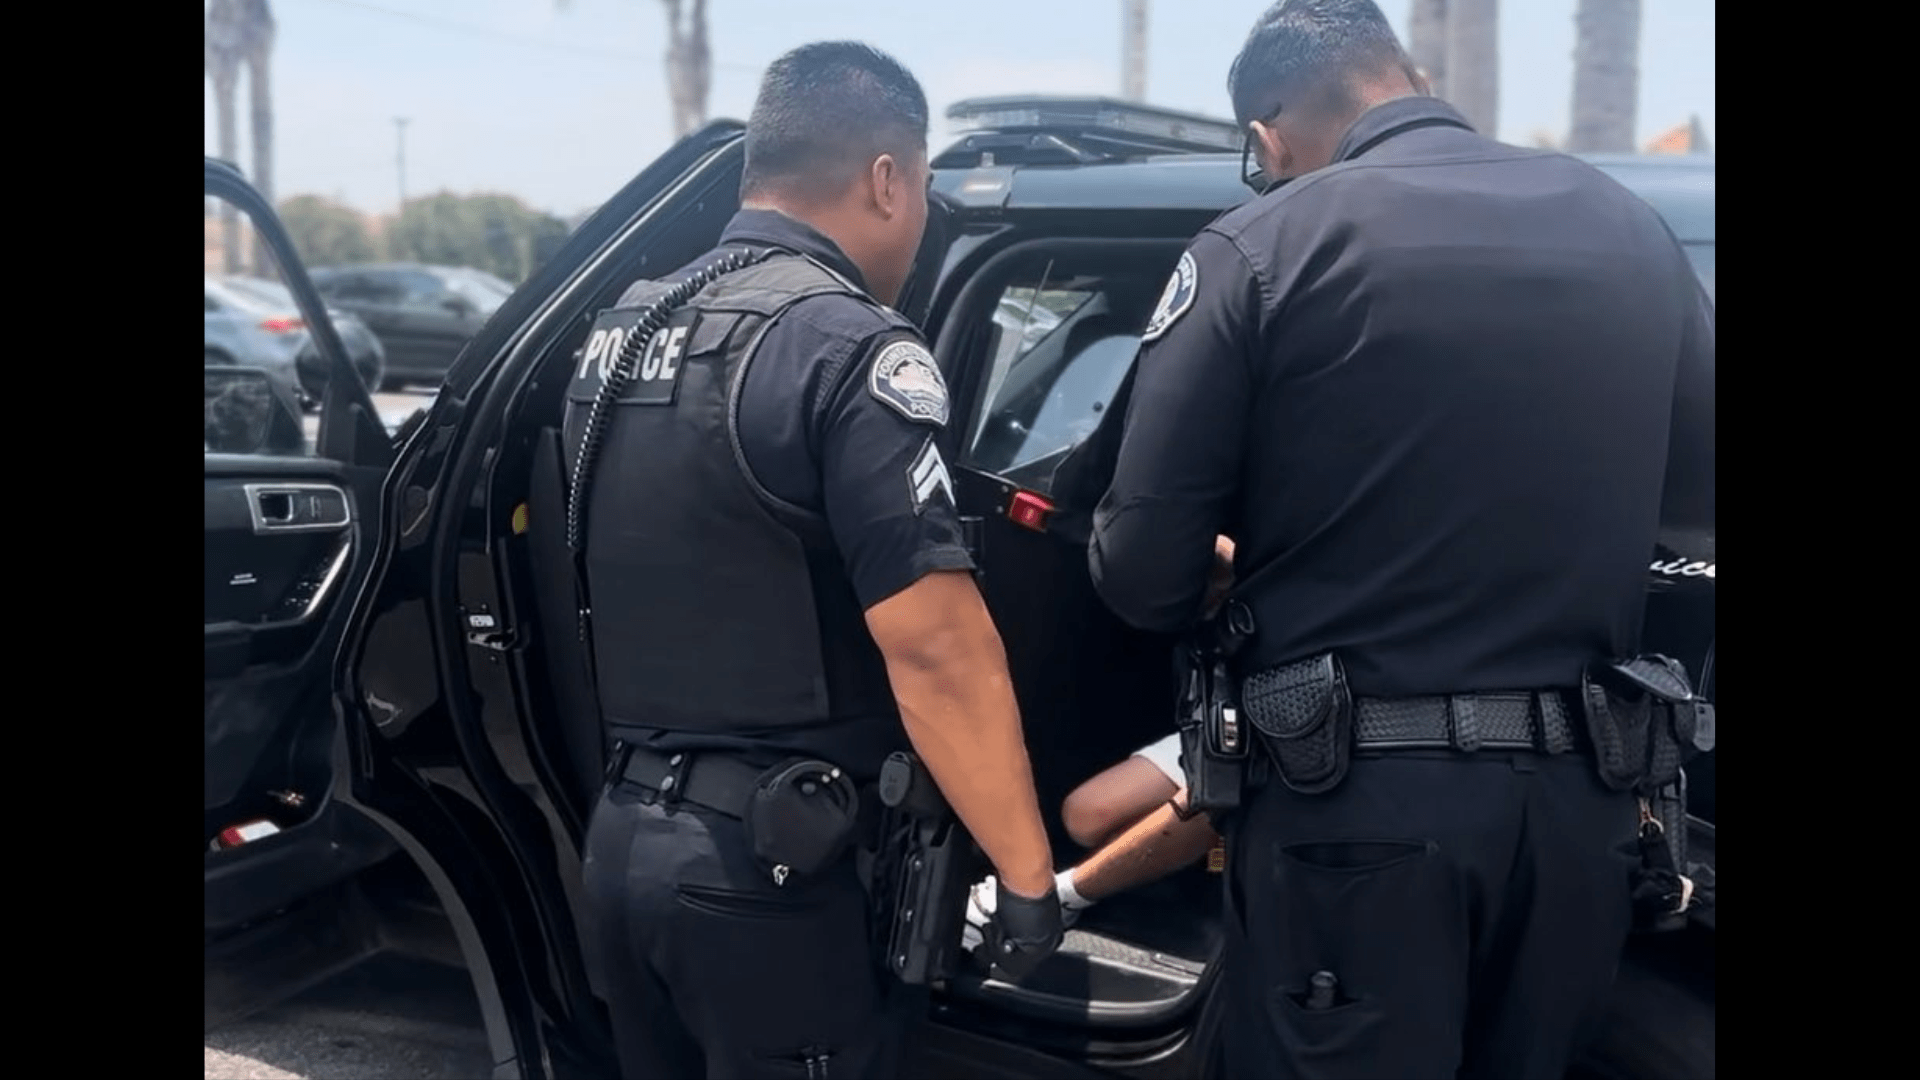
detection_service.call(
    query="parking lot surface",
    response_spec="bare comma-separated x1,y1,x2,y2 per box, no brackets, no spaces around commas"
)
204,952,492,1080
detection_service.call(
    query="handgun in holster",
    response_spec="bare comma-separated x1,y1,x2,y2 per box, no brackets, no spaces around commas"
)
1174,601,1257,819
870,751,984,986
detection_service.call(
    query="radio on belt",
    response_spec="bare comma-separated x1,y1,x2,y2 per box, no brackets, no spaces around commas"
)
1007,491,1052,532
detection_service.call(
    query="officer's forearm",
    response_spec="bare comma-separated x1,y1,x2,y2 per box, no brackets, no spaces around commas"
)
1067,799,1218,902
885,640,1056,898
867,575,1056,898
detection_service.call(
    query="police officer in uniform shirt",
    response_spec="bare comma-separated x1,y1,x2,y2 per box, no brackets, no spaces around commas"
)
562,42,1063,1080
1086,2,1714,1078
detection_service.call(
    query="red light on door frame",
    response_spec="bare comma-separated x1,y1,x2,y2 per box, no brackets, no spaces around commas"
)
1008,490,1053,532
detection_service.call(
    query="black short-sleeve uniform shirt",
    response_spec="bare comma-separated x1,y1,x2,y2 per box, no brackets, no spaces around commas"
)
1089,97,1715,698
611,209,976,775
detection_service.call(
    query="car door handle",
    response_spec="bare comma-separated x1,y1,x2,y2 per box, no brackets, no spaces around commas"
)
243,482,351,534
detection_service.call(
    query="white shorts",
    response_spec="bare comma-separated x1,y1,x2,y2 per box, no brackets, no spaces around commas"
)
1130,733,1185,788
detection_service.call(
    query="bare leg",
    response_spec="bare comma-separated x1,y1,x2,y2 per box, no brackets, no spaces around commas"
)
964,746,1221,950
1061,755,1182,850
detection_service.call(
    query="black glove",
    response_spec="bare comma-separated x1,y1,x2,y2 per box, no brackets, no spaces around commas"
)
972,877,1065,982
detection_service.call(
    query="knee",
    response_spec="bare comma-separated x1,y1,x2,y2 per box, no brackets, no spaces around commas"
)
1061,785,1121,849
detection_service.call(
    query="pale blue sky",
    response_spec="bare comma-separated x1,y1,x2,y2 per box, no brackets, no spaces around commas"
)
208,0,1715,218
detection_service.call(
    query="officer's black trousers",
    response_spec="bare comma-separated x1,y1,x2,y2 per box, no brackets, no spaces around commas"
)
1217,749,1638,1079
580,780,924,1080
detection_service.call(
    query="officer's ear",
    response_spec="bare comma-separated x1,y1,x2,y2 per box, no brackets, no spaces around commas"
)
1249,121,1291,180
869,153,903,219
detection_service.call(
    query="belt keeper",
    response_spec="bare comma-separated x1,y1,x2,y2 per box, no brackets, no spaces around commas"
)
1449,695,1482,752
1539,693,1574,754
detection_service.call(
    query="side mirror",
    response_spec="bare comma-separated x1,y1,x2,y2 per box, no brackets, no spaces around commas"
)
205,365,307,455
441,295,475,317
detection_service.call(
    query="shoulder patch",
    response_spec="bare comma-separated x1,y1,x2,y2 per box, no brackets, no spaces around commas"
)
906,435,954,515
1140,250,1198,344
868,339,949,427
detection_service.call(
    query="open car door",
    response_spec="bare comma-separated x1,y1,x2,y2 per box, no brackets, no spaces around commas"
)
331,120,960,1079
204,156,398,948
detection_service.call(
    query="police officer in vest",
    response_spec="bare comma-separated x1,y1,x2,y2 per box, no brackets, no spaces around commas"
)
562,41,1064,1080
1086,2,1715,1077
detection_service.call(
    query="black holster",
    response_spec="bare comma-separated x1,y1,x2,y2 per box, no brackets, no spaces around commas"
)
865,751,983,986
1173,602,1257,818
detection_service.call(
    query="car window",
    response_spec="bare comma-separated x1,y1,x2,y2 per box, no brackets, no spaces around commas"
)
962,256,1171,491
445,273,505,313
392,270,453,312
452,267,515,299
969,286,1086,450
322,272,387,303
205,189,356,458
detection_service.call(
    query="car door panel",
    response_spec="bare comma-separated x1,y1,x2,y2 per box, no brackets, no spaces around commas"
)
203,459,362,844
205,158,398,934
382,272,467,379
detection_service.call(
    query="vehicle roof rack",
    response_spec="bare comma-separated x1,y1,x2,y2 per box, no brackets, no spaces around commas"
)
934,95,1243,169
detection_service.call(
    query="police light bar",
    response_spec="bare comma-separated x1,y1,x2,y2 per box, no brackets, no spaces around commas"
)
944,95,1244,156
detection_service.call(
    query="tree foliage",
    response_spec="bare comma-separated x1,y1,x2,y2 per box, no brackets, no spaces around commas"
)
278,194,376,267
385,192,572,284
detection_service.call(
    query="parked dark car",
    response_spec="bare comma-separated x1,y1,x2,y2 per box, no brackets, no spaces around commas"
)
204,100,1713,1080
206,274,386,410
307,262,513,389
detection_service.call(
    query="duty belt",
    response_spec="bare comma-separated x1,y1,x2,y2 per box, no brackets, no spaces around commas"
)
616,744,884,846
617,745,765,818
1353,690,1579,753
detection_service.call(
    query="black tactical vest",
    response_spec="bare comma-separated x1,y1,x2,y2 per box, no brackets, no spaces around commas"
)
560,249,909,739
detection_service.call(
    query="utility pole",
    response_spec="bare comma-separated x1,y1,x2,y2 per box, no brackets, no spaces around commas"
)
394,117,409,212
1122,0,1147,101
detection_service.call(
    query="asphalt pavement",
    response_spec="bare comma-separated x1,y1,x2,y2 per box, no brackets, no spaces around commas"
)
204,952,493,1080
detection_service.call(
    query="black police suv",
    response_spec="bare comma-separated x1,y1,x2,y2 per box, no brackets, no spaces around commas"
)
201,97,1714,1078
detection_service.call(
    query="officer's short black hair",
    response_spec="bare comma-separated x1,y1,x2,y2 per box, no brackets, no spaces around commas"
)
1227,0,1410,126
741,41,929,202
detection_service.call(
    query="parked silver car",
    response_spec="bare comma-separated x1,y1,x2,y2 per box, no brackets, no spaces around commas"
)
204,275,385,410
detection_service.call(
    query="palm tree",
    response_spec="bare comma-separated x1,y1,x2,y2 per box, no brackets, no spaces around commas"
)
1407,0,1448,100
1567,0,1640,152
555,0,711,139
206,0,247,274
240,0,277,274
662,0,711,139
1445,0,1498,138
1122,0,1148,102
